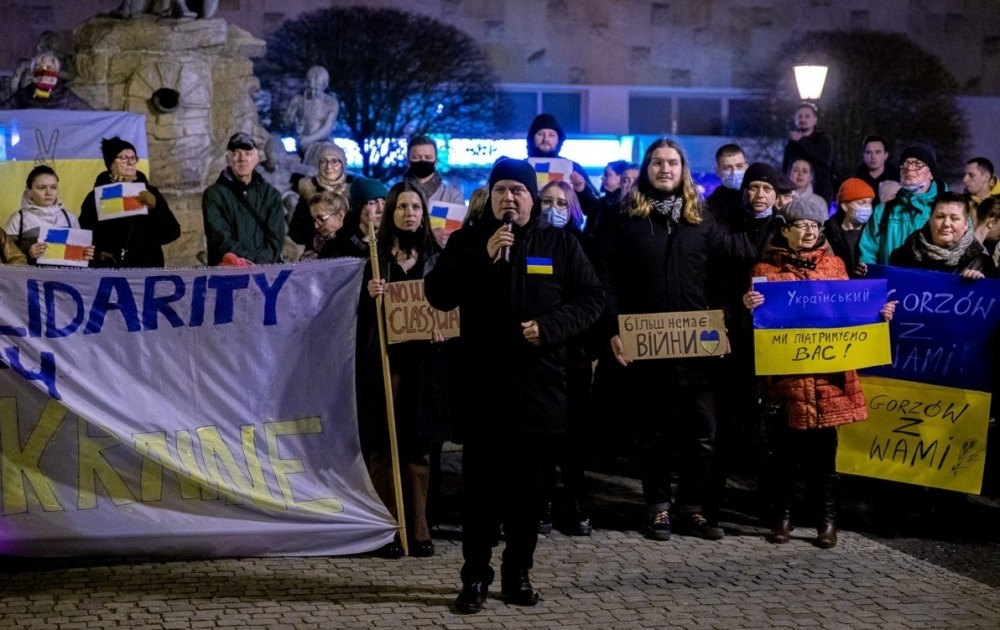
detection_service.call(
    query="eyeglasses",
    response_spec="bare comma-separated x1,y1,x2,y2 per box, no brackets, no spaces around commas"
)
493,185,530,197
116,155,139,164
318,158,343,167
900,159,927,171
541,197,569,208
789,221,820,232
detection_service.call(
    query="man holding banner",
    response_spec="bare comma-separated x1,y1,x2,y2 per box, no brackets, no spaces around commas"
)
745,195,896,549
425,157,603,614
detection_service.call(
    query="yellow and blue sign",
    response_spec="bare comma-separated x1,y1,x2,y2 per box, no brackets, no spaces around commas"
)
752,278,891,375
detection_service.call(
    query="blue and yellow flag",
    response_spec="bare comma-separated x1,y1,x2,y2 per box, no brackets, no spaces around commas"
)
0,110,149,223
526,256,553,275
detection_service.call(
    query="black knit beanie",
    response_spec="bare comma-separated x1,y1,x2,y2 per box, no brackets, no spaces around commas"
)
101,136,137,170
488,158,539,202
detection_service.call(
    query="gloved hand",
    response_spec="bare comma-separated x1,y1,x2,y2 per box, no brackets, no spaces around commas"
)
137,190,156,209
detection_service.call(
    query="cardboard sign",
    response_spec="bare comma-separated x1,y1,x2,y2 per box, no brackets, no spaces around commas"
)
37,227,91,267
528,157,574,187
837,375,990,494
617,310,729,361
383,279,460,343
95,182,149,221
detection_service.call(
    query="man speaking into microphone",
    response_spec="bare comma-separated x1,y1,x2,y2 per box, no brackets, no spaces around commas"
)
425,157,604,614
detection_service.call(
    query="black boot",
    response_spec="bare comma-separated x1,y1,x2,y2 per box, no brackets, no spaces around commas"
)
816,473,838,549
562,500,592,536
766,474,794,544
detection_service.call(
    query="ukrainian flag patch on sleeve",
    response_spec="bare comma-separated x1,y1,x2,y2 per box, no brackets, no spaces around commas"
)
526,256,554,275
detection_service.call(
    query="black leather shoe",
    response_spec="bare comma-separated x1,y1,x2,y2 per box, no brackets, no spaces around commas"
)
500,570,540,606
411,539,435,557
455,580,488,614
375,538,404,559
563,502,593,536
537,501,553,534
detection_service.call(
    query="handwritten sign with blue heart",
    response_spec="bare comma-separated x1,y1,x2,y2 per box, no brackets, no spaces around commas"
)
618,310,729,361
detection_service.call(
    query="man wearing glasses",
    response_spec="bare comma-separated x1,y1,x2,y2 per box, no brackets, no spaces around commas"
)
858,143,946,267
425,158,604,614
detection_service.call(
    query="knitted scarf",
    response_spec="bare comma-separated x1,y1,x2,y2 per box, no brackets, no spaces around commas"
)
909,224,977,266
407,172,444,202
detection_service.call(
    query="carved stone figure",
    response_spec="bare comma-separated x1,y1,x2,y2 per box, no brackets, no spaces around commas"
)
113,0,218,19
282,65,340,159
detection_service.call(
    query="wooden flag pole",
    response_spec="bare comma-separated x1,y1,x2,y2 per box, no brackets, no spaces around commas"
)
368,221,409,556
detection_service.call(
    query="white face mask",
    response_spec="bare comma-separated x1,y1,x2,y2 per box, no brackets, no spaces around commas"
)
540,206,569,229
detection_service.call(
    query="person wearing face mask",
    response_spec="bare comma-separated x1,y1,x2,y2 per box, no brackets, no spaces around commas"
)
1,52,90,110
403,134,463,205
535,181,596,537
825,178,875,278
79,136,180,268
706,144,749,220
858,143,948,267
704,162,784,527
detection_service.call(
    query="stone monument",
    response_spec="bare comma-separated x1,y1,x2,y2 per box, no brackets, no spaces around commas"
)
71,13,266,266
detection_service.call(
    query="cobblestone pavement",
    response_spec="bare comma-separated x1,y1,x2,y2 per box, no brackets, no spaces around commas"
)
1,449,998,629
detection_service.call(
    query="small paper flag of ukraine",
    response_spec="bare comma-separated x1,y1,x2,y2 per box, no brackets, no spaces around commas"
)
526,256,554,275
96,182,149,221
38,227,92,268
528,157,574,188
429,201,469,233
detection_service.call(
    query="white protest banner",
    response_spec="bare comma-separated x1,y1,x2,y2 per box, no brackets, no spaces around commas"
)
0,259,396,557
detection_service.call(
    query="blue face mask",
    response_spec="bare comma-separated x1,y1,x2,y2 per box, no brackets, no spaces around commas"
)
756,206,773,218
541,206,569,229
853,205,873,224
721,170,745,190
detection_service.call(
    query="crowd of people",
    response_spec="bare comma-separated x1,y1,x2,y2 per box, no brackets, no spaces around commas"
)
2,97,998,615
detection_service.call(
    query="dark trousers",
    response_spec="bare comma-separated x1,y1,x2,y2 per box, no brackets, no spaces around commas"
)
460,433,554,584
627,363,717,512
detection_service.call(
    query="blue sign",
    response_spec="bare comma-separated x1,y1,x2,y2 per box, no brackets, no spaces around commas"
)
752,279,887,329
863,265,1000,392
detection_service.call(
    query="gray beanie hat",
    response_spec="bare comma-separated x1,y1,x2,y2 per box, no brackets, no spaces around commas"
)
781,193,828,225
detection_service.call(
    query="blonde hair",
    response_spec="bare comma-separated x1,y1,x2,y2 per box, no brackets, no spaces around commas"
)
625,138,702,224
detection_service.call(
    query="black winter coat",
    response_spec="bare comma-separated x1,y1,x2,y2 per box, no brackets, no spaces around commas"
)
596,206,722,384
425,211,604,437
79,170,180,268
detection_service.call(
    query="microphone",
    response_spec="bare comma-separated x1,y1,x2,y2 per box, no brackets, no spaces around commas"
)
501,211,514,262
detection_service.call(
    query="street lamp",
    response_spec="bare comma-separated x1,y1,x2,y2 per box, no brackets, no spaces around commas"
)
793,64,828,101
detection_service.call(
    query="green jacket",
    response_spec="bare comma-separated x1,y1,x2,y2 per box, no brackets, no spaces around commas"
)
858,179,946,265
202,168,284,265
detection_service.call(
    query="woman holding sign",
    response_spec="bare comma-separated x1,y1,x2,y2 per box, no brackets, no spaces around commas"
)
4,165,94,264
360,181,443,558
79,136,180,268
744,195,896,549
889,191,997,279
